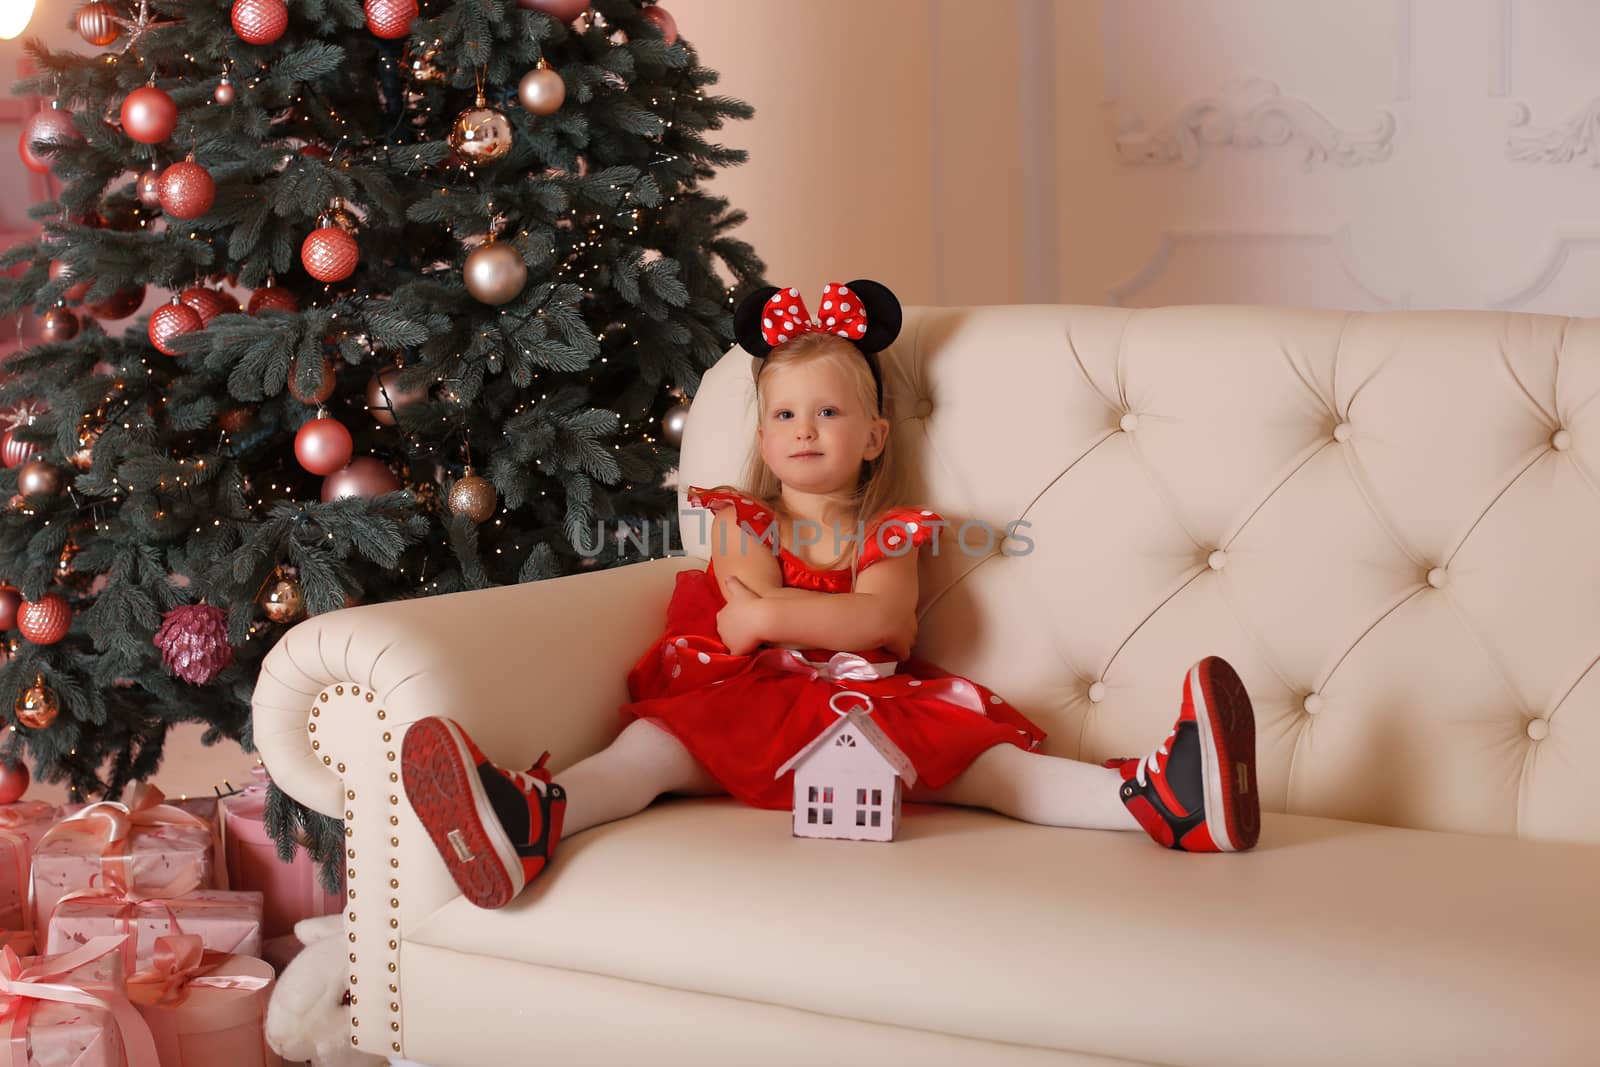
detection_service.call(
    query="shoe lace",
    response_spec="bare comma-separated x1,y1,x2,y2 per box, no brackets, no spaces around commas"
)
1137,728,1176,789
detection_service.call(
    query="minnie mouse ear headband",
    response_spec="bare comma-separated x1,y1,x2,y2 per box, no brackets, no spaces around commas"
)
733,279,903,412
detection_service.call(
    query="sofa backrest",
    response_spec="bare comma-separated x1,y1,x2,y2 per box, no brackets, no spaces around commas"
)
678,305,1600,845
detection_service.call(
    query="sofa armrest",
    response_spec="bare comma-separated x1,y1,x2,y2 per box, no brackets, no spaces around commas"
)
250,554,699,1060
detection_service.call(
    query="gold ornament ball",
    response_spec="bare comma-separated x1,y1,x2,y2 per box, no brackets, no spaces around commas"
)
518,67,566,115
661,400,690,447
463,242,528,305
449,100,514,163
17,460,62,498
14,678,58,729
261,574,305,623
449,474,497,523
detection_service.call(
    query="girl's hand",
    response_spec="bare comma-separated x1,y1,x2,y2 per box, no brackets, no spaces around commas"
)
717,575,768,656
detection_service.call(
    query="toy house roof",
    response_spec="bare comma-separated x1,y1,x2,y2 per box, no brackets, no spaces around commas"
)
775,711,917,787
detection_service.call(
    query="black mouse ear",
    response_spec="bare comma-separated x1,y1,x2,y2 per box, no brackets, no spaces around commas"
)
732,286,781,358
844,279,902,354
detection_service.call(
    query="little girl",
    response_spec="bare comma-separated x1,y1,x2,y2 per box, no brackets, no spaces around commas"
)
402,279,1261,909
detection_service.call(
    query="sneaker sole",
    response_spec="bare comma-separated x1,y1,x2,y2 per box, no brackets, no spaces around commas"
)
1190,657,1261,851
400,718,526,909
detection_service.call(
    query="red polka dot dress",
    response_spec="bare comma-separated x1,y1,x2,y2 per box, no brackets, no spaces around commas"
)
620,487,1047,810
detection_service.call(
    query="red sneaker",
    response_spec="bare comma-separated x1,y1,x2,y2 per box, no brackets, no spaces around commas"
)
1104,657,1259,852
400,717,566,908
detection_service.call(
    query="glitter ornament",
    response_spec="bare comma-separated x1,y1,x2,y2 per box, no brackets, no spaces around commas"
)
364,0,416,39
448,471,497,523
154,603,236,684
18,595,71,646
14,678,58,729
120,85,177,144
148,299,203,355
300,222,359,282
157,159,216,219
449,95,513,163
231,0,288,44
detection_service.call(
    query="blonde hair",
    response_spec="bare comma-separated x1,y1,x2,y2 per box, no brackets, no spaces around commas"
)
708,332,907,575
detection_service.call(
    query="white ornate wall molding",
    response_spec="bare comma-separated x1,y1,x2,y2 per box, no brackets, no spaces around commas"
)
1113,78,1396,169
1106,228,1406,308
1490,226,1600,309
1506,99,1600,166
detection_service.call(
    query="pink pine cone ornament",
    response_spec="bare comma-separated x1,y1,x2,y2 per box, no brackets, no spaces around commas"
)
154,603,236,684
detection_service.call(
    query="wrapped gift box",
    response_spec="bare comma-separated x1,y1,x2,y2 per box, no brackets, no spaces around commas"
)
0,803,57,933
45,891,263,973
221,775,340,940
32,789,214,932
125,937,280,1067
1,934,160,1067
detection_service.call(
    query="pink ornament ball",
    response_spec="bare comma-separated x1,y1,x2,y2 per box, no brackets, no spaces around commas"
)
516,0,589,19
0,760,27,804
120,86,178,145
321,457,401,502
0,587,19,628
295,416,354,476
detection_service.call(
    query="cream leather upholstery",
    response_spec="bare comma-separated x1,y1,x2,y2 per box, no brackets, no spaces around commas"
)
253,305,1600,1066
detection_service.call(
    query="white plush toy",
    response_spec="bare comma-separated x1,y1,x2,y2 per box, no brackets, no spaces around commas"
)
265,915,387,1067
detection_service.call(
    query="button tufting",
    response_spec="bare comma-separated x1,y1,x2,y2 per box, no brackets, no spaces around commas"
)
1119,412,1140,433
1526,718,1549,741
1303,693,1324,715
1332,421,1353,443
1087,681,1107,703
1207,550,1228,571
913,398,933,418
1426,567,1449,589
1551,429,1572,452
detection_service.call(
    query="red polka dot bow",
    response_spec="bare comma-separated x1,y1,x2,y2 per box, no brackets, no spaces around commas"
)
760,283,870,347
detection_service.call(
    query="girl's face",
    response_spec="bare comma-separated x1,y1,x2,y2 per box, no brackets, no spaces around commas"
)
757,354,888,497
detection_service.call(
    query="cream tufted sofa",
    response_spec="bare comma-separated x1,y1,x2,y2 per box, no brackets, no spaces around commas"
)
252,305,1600,1067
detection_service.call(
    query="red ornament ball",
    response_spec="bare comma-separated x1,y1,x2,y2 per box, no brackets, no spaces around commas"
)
0,434,34,470
18,594,71,645
154,603,236,685
287,353,336,404
120,86,178,145
180,286,239,326
0,760,28,804
364,0,417,39
231,0,288,44
247,284,299,314
148,301,204,356
641,4,678,43
49,260,91,302
0,587,20,628
40,307,80,343
301,225,359,282
157,160,216,219
295,415,354,476
214,77,236,106
19,107,83,174
321,457,401,502
516,0,589,19
88,285,144,321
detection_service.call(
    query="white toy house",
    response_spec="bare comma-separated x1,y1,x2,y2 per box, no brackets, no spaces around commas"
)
776,696,916,842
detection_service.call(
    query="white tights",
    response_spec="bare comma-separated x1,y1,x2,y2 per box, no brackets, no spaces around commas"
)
555,719,1139,839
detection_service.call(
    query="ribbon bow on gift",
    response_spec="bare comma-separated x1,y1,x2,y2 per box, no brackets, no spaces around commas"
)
759,284,870,347
38,784,212,899
0,935,160,1067
126,935,269,1008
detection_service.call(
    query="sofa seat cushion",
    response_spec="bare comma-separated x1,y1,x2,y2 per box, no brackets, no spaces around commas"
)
407,799,1599,1067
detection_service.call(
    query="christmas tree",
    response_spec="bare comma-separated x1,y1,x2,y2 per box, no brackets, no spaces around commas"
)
0,0,763,880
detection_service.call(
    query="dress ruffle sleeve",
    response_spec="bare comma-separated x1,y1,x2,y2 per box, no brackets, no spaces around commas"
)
856,506,946,572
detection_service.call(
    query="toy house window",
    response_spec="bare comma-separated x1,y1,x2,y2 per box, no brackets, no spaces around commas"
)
807,807,817,824
823,787,834,803
808,786,818,802
870,811,881,827
822,807,832,825
835,734,857,747
871,789,882,806
856,788,867,805
856,809,866,826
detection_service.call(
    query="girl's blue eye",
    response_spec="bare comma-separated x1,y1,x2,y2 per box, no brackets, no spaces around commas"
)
774,411,791,420
820,407,838,417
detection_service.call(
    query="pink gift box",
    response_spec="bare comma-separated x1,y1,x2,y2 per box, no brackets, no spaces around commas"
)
32,794,214,933
45,891,263,973
221,782,340,940
2,935,161,1067
0,803,56,934
126,943,280,1067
